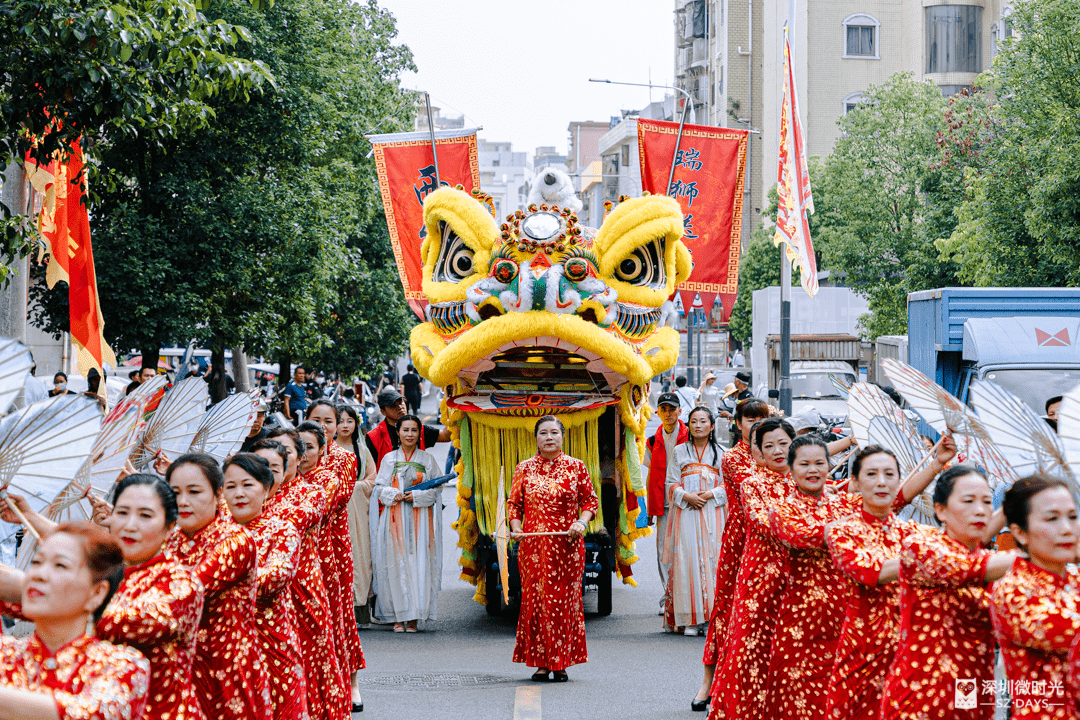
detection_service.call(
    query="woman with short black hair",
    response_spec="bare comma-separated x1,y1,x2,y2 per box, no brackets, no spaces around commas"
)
509,415,598,682
991,474,1080,718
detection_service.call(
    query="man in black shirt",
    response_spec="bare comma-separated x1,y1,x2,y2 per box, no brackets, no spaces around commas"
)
366,387,450,472
240,401,269,452
402,364,423,415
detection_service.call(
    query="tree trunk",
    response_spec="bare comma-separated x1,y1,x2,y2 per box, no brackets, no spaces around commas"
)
232,346,249,393
140,344,161,376
208,344,228,405
277,352,292,387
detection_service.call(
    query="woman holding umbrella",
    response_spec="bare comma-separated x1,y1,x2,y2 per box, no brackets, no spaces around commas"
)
509,415,598,682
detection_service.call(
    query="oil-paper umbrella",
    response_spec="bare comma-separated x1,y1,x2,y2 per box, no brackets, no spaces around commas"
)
0,338,33,415
128,377,209,471
880,358,1015,488
189,391,258,464
847,382,939,524
970,378,1078,509
1055,384,1080,511
104,373,168,426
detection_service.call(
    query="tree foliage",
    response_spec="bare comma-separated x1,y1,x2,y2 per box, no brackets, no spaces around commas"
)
939,0,1080,286
815,73,963,339
28,0,417,400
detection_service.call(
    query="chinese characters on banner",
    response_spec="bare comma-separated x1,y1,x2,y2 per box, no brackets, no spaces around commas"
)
636,119,749,322
369,128,481,319
24,140,117,376
773,27,818,298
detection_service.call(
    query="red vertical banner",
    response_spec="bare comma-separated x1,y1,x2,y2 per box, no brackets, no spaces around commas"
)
24,139,117,376
637,119,748,322
369,129,481,319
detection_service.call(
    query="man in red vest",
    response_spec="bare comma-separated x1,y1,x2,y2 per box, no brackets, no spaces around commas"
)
365,386,451,472
643,391,689,617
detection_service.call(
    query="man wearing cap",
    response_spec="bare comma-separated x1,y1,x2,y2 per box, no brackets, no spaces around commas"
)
644,392,689,616
718,371,754,420
240,401,269,452
365,386,451,471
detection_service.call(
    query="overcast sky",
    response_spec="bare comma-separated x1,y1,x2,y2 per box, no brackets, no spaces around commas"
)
378,0,676,157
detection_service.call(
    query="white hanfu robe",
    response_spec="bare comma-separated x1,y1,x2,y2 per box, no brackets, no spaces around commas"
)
662,442,727,628
370,447,443,623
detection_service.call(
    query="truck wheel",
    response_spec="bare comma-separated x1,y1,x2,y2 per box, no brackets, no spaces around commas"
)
486,563,502,617
596,552,613,616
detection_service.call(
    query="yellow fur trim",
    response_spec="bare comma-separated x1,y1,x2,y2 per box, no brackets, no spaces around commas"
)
468,406,605,432
593,194,691,306
419,188,498,304
409,324,445,380
415,313,669,388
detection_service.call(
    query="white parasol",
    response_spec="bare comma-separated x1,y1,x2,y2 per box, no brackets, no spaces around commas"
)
0,339,33,415
128,377,209,470
189,390,258,463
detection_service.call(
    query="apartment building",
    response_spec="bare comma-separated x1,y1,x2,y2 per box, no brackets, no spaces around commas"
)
478,139,532,222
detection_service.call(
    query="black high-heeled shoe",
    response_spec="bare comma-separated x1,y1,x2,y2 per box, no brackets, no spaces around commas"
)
351,701,364,713
531,669,550,682
551,670,569,682
691,696,709,712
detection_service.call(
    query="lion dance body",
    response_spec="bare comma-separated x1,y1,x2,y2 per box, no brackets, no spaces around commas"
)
410,186,691,603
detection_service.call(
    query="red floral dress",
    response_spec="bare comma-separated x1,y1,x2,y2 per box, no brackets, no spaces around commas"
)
0,632,149,720
96,554,206,720
825,509,923,720
702,440,755,667
165,512,272,720
322,444,365,673
764,490,857,720
508,452,599,672
991,559,1080,719
881,530,996,720
708,465,795,720
263,472,345,720
246,513,309,720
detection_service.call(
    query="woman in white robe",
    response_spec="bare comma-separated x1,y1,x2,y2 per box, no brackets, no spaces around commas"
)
370,414,443,631
663,406,727,634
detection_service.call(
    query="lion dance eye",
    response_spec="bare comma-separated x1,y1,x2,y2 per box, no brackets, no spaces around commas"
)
614,237,666,288
491,258,519,284
433,222,476,283
563,258,591,283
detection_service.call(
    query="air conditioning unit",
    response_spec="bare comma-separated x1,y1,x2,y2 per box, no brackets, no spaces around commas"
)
697,74,711,101
692,38,708,67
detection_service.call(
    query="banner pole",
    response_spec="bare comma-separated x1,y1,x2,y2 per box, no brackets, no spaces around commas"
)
666,90,692,197
424,91,441,186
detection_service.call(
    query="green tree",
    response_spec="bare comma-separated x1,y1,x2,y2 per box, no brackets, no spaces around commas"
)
817,73,962,339
1,0,273,273
28,0,417,401
939,0,1080,287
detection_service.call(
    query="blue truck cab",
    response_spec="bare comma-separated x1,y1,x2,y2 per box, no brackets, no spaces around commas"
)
908,288,1080,413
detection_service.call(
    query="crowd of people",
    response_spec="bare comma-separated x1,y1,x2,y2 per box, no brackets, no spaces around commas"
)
636,390,1080,720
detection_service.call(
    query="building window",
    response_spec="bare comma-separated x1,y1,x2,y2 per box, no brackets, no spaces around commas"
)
842,92,866,115
842,14,880,59
926,5,983,74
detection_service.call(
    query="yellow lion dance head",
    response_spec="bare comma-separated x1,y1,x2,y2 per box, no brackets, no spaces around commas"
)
411,186,690,599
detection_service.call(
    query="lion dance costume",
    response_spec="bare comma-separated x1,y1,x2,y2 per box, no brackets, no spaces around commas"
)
410,186,691,603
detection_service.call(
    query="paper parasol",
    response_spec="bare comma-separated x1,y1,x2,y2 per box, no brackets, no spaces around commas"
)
0,394,102,515
128,377,209,470
828,373,853,400
495,466,509,606
0,339,33,415
189,391,257,463
881,358,1015,487
847,382,939,524
970,379,1076,507
1056,384,1080,511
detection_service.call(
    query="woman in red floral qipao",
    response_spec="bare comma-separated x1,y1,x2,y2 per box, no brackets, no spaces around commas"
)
694,399,771,711
881,465,1017,720
263,428,347,720
165,453,272,720
708,417,795,720
0,522,150,720
222,452,309,720
306,402,365,710
991,474,1080,720
825,446,941,720
509,415,599,683
1,474,205,720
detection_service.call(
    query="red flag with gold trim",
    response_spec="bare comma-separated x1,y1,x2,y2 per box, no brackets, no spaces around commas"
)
369,128,481,319
24,139,116,376
637,119,749,322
